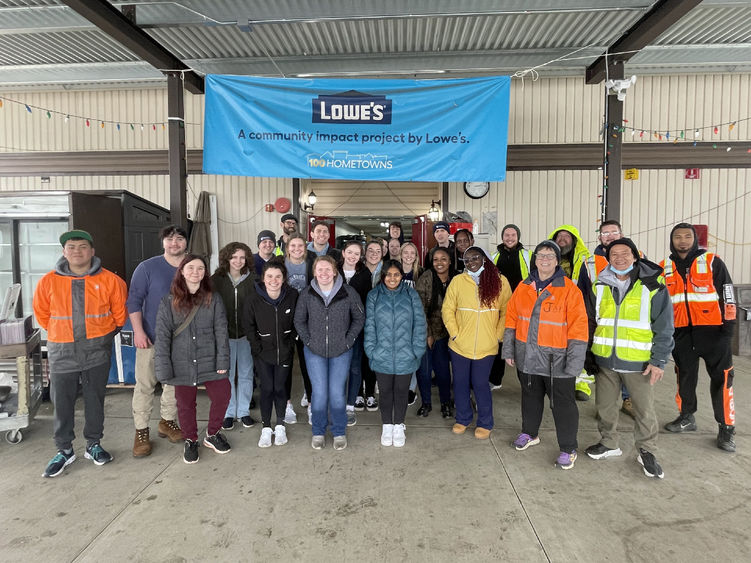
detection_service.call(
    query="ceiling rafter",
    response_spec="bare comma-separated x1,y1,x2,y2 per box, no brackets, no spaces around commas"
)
585,0,703,83
60,0,204,94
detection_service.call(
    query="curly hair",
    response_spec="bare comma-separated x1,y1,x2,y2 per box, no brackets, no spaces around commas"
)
214,242,252,276
464,248,502,308
171,254,213,313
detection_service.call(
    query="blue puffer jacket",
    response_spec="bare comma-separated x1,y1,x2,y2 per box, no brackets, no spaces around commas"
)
364,282,427,375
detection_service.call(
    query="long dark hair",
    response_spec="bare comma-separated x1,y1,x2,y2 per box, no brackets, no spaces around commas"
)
477,256,502,307
428,247,454,318
340,239,364,272
171,254,212,313
214,242,252,276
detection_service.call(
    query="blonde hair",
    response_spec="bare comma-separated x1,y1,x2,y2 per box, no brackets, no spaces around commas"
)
399,242,422,279
284,233,308,262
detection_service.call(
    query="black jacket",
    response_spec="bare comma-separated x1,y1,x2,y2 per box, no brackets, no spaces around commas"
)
494,243,525,290
342,264,372,306
154,293,230,386
210,270,256,339
424,241,456,271
294,276,365,358
243,283,298,367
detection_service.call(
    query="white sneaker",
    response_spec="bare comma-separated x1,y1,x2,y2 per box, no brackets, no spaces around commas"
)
284,402,297,424
381,424,394,446
274,424,288,446
300,393,309,408
393,423,406,447
258,427,272,448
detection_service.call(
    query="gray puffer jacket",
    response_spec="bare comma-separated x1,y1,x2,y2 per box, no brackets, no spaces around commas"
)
154,293,230,386
294,276,365,358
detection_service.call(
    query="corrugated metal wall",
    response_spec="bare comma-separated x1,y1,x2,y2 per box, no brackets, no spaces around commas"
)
509,77,603,143
620,168,751,283
0,88,204,151
0,174,291,249
1,75,750,280
450,167,751,283
448,170,602,251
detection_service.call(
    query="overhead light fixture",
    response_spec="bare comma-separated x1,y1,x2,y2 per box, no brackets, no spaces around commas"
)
605,75,637,102
303,191,317,212
428,199,441,222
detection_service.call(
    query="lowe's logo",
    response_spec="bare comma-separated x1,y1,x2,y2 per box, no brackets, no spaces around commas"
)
312,90,392,125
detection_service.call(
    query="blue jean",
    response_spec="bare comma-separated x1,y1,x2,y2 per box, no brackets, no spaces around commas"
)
225,337,254,419
304,346,353,437
346,333,364,406
450,351,495,430
416,337,452,405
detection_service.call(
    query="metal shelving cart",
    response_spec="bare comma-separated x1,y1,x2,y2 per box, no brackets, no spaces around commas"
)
0,329,43,444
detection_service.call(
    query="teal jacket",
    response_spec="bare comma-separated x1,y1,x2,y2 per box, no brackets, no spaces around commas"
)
364,282,427,375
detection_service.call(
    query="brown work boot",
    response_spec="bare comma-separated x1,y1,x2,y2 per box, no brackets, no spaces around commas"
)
133,428,152,457
158,418,183,443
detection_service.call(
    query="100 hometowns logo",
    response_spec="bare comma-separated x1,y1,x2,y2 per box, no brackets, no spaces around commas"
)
312,90,392,125
307,150,393,170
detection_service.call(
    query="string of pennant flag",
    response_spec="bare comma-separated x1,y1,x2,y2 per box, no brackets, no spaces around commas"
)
0,92,749,147
0,95,201,131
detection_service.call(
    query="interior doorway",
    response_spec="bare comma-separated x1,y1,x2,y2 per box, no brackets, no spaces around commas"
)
300,179,441,245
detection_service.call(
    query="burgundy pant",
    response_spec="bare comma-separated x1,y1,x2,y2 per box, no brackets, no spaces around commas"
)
174,378,231,441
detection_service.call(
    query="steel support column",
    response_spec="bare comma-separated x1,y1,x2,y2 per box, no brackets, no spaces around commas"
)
602,61,624,223
167,72,187,228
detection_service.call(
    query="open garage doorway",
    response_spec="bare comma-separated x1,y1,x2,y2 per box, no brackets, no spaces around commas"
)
301,179,442,245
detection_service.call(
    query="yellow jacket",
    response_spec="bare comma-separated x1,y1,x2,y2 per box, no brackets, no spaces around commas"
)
442,271,512,359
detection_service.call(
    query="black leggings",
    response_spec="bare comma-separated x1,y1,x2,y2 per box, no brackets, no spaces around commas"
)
288,338,312,403
361,353,377,397
519,371,579,453
375,372,411,425
489,354,506,386
256,357,291,427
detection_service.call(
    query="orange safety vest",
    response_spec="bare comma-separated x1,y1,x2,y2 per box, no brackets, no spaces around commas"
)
505,276,589,350
33,269,128,343
660,253,722,327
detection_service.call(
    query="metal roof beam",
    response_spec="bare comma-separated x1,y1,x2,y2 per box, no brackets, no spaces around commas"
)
59,0,204,94
585,0,703,84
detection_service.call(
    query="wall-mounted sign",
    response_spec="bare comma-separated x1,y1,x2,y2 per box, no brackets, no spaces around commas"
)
203,75,511,182
685,168,701,180
624,168,639,180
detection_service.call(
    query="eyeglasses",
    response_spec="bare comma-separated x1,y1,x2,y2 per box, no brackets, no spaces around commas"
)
464,254,484,263
535,254,557,262
600,231,621,238
384,272,402,278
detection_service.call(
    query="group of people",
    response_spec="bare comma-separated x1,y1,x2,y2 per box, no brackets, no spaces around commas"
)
33,212,737,480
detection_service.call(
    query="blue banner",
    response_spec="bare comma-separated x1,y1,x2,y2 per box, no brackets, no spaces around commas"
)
203,75,510,182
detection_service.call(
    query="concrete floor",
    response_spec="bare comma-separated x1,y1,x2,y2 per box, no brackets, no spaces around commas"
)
1,356,750,563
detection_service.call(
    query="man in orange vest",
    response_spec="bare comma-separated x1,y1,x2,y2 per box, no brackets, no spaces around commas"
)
660,223,737,452
34,230,128,477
